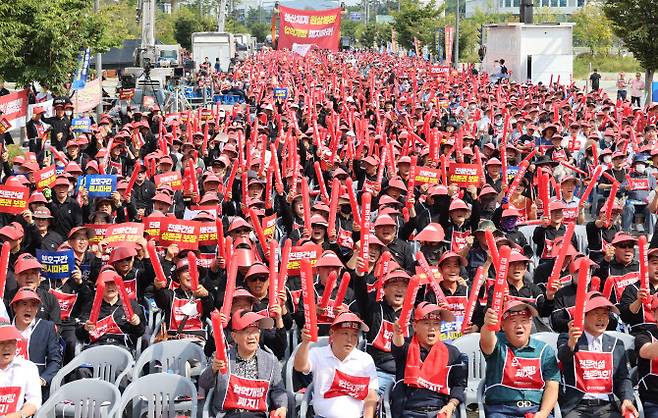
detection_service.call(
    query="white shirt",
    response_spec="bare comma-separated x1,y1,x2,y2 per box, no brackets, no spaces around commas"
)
0,356,42,412
306,345,378,418
583,331,608,401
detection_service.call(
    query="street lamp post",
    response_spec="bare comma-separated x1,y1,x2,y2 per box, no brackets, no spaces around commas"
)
454,0,460,68
94,0,102,120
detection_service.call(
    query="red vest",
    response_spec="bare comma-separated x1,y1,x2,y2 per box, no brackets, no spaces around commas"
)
500,348,545,390
573,350,613,394
89,314,124,343
169,297,204,332
222,374,270,412
0,386,21,415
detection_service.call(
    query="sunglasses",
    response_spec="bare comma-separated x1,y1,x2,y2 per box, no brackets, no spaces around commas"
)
616,243,635,249
247,276,268,282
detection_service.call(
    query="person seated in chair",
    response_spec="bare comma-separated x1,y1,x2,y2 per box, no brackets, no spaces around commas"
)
634,293,658,417
199,309,288,418
480,299,560,418
390,302,468,418
558,293,637,418
293,312,379,418
10,287,61,399
0,323,41,417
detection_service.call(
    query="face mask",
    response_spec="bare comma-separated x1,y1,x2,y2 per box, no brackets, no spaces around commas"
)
65,111,73,117
636,164,646,174
603,156,612,164
340,205,351,215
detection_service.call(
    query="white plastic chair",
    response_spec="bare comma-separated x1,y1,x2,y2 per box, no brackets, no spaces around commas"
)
36,379,120,418
533,332,560,352
50,345,134,392
116,373,197,418
451,333,485,409
518,225,538,264
133,339,207,379
573,225,589,255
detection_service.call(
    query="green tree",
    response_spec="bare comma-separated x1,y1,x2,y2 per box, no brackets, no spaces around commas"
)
248,22,271,42
572,3,612,55
172,7,216,49
603,0,658,102
534,6,558,23
391,0,444,53
0,0,122,91
359,23,391,48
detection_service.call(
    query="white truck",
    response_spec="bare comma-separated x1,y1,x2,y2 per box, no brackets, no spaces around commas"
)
191,32,236,73
156,44,181,67
234,33,256,60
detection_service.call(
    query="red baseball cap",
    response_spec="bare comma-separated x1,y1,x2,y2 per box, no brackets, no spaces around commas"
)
413,302,455,322
10,287,41,306
502,300,538,319
109,246,137,264
438,251,466,267
414,223,445,243
0,324,22,342
231,309,274,331
585,294,620,314
330,312,370,332
315,251,343,269
14,254,41,275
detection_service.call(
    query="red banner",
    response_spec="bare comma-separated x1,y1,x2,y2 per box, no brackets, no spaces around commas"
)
262,214,277,240
448,163,481,187
414,166,441,185
159,218,199,250
287,243,322,276
445,26,454,65
84,224,109,245
143,216,164,240
36,165,56,190
105,223,144,248
277,6,341,52
0,89,29,127
154,171,183,191
198,221,217,246
0,185,29,214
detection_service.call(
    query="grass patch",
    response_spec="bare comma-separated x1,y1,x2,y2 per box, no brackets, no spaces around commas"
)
574,53,643,79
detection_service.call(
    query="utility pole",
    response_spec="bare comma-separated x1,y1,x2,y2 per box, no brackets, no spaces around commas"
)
454,0,460,68
217,0,227,31
94,0,102,120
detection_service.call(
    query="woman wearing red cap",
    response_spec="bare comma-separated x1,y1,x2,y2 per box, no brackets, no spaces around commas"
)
200,310,288,418
0,323,41,417
294,312,379,418
390,302,467,417
557,293,637,418
619,248,658,335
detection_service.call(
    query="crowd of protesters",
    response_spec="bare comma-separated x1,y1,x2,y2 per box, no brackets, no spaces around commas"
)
1,48,658,418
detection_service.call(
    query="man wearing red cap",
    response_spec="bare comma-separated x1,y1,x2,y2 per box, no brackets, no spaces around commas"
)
129,163,156,219
533,199,570,260
353,267,410,394
634,293,658,417
199,310,288,418
586,203,623,265
5,254,61,327
619,247,658,335
389,302,467,417
10,287,61,397
480,300,560,418
294,312,379,418
373,214,415,273
0,323,41,417
557,293,637,418
593,232,640,303
48,175,83,238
